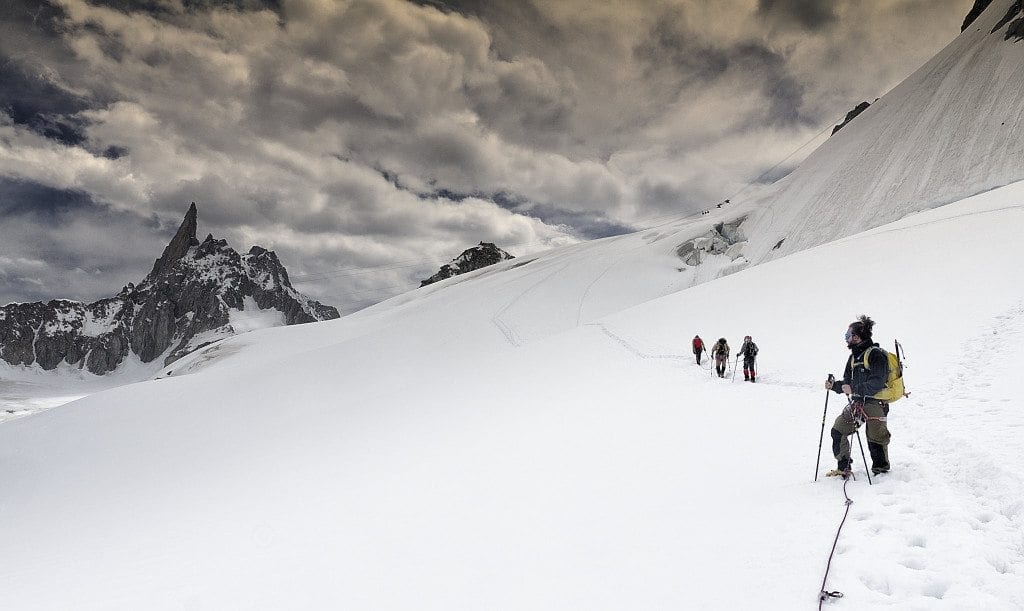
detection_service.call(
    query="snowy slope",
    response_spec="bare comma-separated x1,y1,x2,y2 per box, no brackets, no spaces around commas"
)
2,180,1023,609
734,0,1024,265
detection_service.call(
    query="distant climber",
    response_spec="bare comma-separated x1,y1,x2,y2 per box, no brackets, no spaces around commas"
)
737,335,759,382
692,335,706,365
711,338,730,378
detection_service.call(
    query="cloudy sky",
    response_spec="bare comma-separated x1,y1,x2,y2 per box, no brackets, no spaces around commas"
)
0,0,973,312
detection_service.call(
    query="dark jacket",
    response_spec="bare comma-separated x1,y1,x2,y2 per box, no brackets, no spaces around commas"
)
737,341,758,359
831,340,889,400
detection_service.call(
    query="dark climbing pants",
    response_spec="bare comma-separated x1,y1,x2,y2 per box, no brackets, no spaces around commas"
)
830,400,890,472
743,356,756,381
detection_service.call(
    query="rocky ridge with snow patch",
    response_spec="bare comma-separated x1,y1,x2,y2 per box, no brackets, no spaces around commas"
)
0,203,338,375
420,242,515,287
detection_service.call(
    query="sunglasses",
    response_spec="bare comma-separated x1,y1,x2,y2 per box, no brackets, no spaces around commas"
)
844,328,855,343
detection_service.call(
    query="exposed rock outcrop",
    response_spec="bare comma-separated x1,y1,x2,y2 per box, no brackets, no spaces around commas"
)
992,0,1024,40
1,204,339,375
420,242,515,287
832,102,871,135
963,0,995,31
965,0,1024,40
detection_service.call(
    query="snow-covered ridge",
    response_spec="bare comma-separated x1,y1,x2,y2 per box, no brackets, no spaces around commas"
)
717,0,1024,268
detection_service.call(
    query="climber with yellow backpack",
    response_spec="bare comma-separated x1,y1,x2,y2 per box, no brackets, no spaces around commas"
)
822,315,908,478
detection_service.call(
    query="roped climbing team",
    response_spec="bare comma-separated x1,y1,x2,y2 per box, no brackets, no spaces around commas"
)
693,333,758,382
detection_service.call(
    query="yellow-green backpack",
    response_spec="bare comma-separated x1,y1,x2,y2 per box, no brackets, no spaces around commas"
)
851,341,908,403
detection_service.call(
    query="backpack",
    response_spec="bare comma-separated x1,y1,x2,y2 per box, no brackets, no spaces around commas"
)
746,342,758,357
851,341,908,403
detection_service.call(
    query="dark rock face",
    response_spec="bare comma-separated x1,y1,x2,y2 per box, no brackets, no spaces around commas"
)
832,102,871,136
967,0,1024,39
962,0,995,31
992,0,1024,40
420,242,515,287
1,205,340,375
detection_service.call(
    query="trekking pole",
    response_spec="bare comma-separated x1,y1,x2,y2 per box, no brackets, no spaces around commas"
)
815,375,834,482
854,428,873,485
731,355,740,382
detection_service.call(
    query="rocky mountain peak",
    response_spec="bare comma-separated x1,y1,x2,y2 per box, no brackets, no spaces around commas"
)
1,203,339,375
151,201,200,277
421,242,515,287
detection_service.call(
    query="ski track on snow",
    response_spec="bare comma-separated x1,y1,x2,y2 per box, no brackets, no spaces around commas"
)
491,262,570,347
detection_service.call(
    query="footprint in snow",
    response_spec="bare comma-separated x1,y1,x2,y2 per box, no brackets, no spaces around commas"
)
907,534,927,548
922,579,951,599
898,556,927,571
859,574,893,596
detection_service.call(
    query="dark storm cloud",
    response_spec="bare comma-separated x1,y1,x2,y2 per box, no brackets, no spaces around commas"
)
633,10,730,84
757,0,841,31
0,177,165,304
733,42,811,127
636,179,703,215
85,0,281,18
0,177,100,219
0,2,94,145
0,71,90,145
633,17,812,128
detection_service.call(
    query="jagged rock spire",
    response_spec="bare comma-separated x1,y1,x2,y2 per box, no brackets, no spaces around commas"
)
151,202,200,277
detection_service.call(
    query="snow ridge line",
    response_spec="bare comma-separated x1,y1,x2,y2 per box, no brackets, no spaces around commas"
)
574,240,660,327
574,261,617,328
832,200,1024,246
586,322,687,361
491,262,570,347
